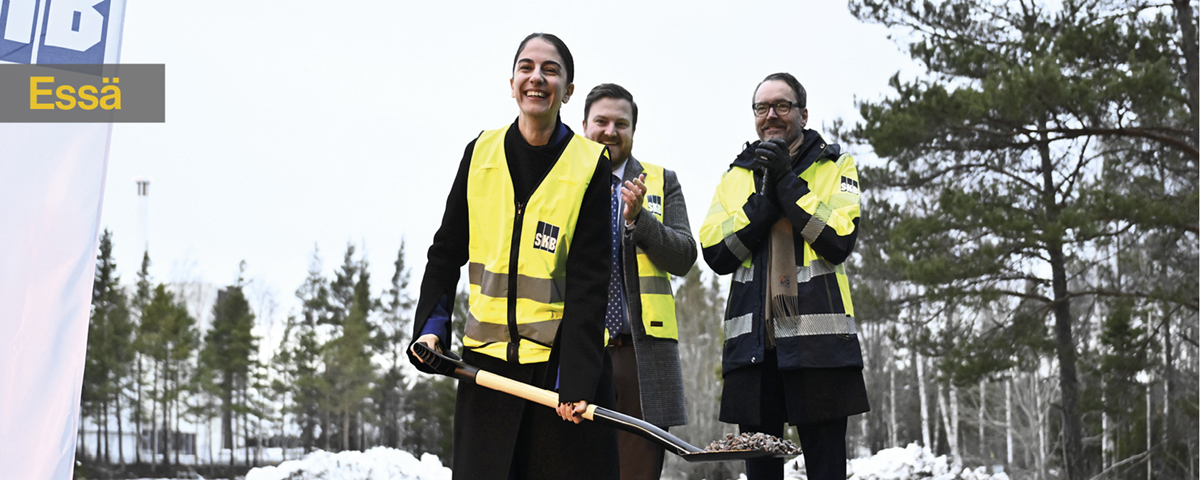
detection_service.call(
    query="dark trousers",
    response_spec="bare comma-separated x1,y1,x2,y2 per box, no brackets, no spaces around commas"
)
454,351,618,480
739,350,848,480
610,341,666,480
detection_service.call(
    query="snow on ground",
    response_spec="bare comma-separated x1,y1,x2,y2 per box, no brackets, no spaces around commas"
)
243,447,450,480
772,443,1010,480
144,442,1008,480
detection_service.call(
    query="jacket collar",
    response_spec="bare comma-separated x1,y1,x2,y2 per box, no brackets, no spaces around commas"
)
623,156,644,181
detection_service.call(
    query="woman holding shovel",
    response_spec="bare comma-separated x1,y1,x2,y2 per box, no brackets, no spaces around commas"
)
407,32,618,480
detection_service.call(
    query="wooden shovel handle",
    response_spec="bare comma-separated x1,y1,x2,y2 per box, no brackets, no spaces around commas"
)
475,370,597,421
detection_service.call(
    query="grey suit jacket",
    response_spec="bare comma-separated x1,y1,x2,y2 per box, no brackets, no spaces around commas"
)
619,156,697,427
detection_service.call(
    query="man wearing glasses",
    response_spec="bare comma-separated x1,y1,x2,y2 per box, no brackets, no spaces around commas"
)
699,73,868,480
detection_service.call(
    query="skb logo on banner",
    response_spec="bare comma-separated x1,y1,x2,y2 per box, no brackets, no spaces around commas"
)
1,0,118,64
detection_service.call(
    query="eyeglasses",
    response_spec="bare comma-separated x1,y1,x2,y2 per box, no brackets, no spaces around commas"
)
752,101,801,117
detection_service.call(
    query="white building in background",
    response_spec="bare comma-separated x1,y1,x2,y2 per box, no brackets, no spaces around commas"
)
77,413,302,467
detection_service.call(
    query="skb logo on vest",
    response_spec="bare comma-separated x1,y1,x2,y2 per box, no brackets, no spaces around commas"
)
533,221,560,253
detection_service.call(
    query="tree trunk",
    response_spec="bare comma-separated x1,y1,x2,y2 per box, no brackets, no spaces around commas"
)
208,398,216,468
207,402,214,466
174,394,181,466
343,407,351,453
951,383,960,468
1162,312,1172,451
222,374,233,451
1006,376,1013,466
243,386,251,466
231,397,238,467
161,406,168,466
937,382,960,466
226,375,235,467
280,399,288,461
102,399,110,464
256,391,263,464
932,382,941,454
117,389,125,466
150,362,158,469
1038,121,1084,480
1036,377,1046,480
1102,386,1110,472
135,357,142,465
917,351,931,450
1147,386,1153,480
323,410,330,450
79,415,87,461
979,380,986,458
890,366,898,448
355,410,362,451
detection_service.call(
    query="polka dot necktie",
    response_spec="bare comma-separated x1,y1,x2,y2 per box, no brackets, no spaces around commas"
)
605,175,624,340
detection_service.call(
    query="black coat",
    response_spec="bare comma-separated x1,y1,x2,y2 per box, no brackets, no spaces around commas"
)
408,119,618,480
720,362,868,426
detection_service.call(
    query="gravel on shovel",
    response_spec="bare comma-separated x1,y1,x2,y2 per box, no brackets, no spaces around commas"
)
703,432,802,455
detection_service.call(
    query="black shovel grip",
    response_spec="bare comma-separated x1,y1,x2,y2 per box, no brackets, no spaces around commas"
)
411,342,478,380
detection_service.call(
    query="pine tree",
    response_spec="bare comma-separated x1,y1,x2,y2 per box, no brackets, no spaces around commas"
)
848,1,1198,476
323,304,375,451
99,237,135,466
322,244,376,451
85,229,132,465
292,246,331,452
374,240,414,448
137,284,195,467
131,251,153,465
269,316,301,460
200,272,257,465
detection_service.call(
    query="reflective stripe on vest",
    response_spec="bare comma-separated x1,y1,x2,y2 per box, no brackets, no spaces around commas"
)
633,162,678,340
464,125,604,363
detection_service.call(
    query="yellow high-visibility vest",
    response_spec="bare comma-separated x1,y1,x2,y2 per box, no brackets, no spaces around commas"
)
632,161,678,340
464,125,606,363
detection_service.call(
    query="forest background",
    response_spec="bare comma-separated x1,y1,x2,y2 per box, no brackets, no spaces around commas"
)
77,1,1197,479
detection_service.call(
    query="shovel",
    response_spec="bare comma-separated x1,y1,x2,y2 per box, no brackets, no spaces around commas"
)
411,342,788,462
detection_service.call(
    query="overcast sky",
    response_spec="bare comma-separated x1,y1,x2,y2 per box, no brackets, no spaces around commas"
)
98,0,918,325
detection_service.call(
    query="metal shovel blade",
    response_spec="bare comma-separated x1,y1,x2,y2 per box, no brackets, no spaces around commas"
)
678,450,785,462
411,343,791,463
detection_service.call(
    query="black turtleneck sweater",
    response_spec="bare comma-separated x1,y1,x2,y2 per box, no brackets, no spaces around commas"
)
410,118,612,404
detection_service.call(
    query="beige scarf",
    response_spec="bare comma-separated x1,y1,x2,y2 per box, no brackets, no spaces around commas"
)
765,218,798,350
762,134,806,350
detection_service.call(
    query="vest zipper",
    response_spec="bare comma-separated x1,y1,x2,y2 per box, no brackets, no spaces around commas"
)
507,200,524,363
505,131,569,363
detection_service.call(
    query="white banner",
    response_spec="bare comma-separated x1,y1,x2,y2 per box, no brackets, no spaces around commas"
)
0,1,127,478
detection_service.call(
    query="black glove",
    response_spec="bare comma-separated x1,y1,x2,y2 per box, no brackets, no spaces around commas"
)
754,138,791,187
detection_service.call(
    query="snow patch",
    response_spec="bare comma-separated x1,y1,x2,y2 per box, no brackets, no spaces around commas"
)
244,447,451,480
236,442,1007,480
775,443,1009,480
